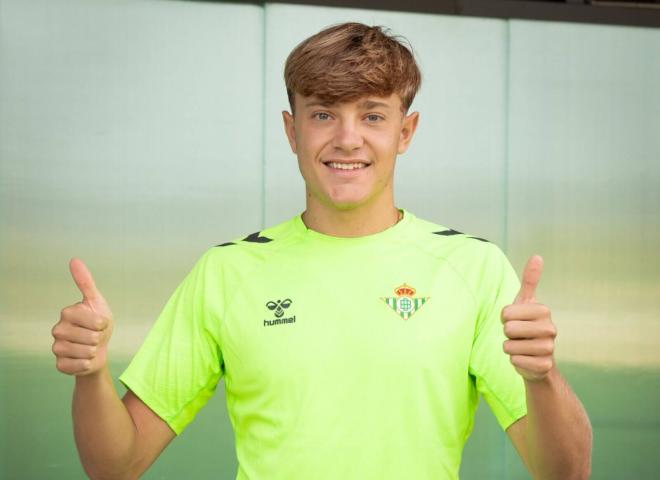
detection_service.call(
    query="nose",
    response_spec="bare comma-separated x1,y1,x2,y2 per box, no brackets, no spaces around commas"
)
331,119,363,152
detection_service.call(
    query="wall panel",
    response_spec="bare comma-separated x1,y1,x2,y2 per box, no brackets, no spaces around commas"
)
0,0,262,477
506,20,660,479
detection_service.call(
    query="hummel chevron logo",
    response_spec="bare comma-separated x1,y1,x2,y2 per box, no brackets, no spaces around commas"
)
266,299,292,318
264,298,296,327
381,284,429,321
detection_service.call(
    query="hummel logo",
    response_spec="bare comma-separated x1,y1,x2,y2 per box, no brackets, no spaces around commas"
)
266,299,292,318
264,298,296,327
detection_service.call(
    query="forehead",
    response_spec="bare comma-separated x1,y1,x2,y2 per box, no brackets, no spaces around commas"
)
297,93,402,111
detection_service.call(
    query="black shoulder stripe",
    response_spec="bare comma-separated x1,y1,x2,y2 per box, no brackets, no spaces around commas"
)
214,231,273,247
432,229,490,243
433,229,463,236
243,232,273,243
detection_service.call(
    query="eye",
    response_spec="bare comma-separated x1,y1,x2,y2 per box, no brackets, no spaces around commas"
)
313,112,331,121
366,114,384,122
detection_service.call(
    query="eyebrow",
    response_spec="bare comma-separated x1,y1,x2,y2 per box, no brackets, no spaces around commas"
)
357,100,392,110
303,99,393,110
304,100,332,108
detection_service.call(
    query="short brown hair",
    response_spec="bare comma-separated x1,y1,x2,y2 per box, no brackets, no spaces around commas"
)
284,22,421,114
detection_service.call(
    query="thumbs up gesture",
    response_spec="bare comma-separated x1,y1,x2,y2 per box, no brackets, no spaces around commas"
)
51,258,114,376
501,255,557,382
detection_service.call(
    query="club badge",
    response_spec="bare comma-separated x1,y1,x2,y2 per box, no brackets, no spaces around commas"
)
381,283,429,320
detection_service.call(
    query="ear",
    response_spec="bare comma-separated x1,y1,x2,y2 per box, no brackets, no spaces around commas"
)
397,111,419,155
282,111,297,154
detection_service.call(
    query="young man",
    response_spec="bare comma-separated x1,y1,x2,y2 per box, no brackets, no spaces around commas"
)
51,22,592,479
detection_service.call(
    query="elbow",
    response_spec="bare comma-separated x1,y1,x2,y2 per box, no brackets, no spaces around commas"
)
576,454,592,480
564,466,591,480
82,462,138,480
555,450,592,480
562,446,592,480
532,446,592,480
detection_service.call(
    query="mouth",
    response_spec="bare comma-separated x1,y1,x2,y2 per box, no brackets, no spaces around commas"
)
322,161,371,173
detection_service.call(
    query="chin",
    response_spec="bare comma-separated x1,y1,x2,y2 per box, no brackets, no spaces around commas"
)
324,187,373,207
325,196,371,211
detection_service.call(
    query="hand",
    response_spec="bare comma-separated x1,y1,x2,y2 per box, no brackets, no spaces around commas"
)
501,255,557,382
51,258,114,376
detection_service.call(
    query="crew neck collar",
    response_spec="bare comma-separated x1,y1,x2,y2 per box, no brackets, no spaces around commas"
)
293,208,413,244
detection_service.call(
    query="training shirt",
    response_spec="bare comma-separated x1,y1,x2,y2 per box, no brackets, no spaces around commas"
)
119,208,527,479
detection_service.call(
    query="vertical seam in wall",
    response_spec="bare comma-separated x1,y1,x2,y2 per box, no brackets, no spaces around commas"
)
260,3,268,230
502,20,511,257
502,21,512,480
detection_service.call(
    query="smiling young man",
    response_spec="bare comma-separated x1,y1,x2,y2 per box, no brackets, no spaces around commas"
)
52,22,592,479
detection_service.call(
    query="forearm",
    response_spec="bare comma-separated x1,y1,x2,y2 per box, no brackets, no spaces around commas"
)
72,366,138,479
524,366,592,480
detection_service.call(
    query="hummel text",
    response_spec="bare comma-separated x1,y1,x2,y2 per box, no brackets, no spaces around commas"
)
264,315,296,327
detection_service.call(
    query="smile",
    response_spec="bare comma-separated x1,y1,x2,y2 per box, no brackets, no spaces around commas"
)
323,161,370,171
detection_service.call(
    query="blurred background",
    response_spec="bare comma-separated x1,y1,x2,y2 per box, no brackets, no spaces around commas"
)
1,0,658,478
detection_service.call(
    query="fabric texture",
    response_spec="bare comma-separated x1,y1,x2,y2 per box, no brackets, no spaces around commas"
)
119,208,527,479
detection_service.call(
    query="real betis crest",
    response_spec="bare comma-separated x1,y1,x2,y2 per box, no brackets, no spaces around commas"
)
381,283,429,320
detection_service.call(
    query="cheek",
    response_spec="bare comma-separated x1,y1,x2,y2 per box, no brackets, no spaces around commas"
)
373,142,399,166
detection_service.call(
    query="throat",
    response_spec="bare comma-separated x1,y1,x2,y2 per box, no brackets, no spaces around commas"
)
301,205,402,238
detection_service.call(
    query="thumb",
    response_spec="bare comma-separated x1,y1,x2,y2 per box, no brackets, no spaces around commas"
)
69,258,104,306
514,255,543,304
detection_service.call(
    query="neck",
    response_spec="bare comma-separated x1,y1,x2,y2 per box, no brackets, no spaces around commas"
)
301,194,401,238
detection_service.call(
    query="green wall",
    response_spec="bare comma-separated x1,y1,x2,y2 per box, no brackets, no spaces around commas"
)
1,0,659,478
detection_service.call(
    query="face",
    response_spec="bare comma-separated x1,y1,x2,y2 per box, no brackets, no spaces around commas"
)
282,93,419,211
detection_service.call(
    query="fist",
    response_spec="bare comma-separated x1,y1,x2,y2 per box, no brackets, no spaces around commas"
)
51,258,114,376
501,255,557,382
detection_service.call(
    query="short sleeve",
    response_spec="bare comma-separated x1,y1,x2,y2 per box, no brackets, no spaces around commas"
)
119,249,224,435
468,244,527,431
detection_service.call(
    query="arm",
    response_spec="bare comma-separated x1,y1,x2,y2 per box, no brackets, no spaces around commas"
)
72,368,175,479
506,368,592,479
53,258,175,479
501,256,592,479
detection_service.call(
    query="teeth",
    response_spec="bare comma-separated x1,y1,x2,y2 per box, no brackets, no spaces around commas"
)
326,162,367,170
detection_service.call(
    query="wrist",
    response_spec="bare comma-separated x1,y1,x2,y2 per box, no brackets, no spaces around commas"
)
524,363,560,389
75,364,111,385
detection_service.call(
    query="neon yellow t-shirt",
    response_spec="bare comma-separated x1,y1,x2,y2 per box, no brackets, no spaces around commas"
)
119,208,527,479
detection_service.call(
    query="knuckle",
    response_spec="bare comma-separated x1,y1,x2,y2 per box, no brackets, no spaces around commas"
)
525,358,539,372
538,303,551,316
543,358,554,371
545,339,555,354
89,331,101,345
94,316,107,331
61,305,81,323
60,304,76,319
503,322,515,337
55,358,69,374
92,317,102,330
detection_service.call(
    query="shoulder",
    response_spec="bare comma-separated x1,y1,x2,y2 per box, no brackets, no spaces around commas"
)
406,212,514,292
199,214,303,267
406,212,504,264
